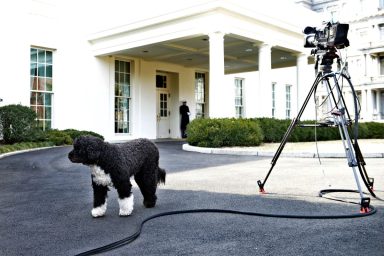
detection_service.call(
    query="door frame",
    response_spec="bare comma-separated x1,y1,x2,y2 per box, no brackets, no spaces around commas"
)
156,73,171,138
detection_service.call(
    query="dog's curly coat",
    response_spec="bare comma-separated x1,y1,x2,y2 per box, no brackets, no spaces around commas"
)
68,135,166,217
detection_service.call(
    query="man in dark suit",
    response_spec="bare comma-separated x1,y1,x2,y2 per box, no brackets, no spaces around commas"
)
179,101,190,138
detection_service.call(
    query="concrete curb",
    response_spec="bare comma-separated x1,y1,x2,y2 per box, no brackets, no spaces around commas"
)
182,143,384,158
0,146,61,160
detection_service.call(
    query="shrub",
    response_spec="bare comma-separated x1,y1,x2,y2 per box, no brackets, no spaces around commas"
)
187,117,384,148
62,129,104,140
42,129,104,146
45,130,73,145
187,118,263,148
0,104,37,144
363,122,384,139
256,118,290,143
0,142,54,154
255,118,381,143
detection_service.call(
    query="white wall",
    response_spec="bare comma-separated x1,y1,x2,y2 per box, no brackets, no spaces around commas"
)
0,0,31,107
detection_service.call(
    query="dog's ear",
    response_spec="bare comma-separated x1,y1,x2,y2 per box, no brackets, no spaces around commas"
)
86,136,104,162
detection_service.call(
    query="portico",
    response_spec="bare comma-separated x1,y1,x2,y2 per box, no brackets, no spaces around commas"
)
82,0,320,139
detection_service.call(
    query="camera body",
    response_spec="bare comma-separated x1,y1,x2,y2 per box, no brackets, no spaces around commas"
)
304,22,349,50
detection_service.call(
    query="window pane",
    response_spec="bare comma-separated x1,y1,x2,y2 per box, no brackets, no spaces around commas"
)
46,78,52,91
37,93,44,105
31,48,37,62
46,65,52,78
36,106,44,119
38,63,45,77
45,120,51,129
124,74,130,86
31,63,37,76
38,77,45,91
45,93,51,106
38,49,45,63
46,51,52,64
30,92,37,105
120,61,124,72
45,106,51,119
31,77,38,90
122,86,129,97
125,62,130,73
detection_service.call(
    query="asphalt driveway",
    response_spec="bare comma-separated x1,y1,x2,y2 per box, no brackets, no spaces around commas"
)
0,141,383,256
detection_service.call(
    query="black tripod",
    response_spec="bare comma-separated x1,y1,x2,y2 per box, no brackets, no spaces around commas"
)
257,47,376,212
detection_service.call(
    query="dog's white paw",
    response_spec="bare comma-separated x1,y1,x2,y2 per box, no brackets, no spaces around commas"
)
118,195,134,216
91,201,107,217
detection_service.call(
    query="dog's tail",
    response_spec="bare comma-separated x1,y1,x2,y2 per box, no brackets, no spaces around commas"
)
157,167,166,184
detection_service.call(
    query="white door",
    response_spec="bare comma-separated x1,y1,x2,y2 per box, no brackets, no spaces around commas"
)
156,90,170,138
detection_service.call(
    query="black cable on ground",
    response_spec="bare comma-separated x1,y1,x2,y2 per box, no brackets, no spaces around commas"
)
75,196,377,256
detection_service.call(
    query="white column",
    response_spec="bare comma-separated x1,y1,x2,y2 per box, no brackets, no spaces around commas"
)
361,89,367,120
258,43,272,117
377,90,382,120
208,31,228,118
296,53,308,117
366,88,373,121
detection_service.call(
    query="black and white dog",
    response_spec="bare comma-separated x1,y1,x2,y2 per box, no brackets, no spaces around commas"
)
68,135,166,217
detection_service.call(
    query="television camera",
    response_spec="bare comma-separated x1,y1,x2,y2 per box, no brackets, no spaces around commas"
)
304,22,349,51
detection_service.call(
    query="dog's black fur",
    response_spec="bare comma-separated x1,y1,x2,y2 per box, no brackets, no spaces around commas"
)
68,135,166,216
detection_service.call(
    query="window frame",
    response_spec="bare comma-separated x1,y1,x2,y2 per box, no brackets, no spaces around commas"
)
114,59,131,134
195,72,206,118
235,78,245,118
285,84,291,119
30,47,53,130
272,82,276,118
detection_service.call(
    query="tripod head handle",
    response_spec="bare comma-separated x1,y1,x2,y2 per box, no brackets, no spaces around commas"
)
313,47,341,74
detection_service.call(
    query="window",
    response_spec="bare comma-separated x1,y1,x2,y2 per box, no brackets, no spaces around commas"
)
380,57,384,76
357,27,368,41
30,47,53,130
285,85,291,119
272,82,276,118
156,75,167,88
380,0,384,10
195,72,205,118
114,60,131,134
379,24,384,41
235,78,244,118
159,93,168,117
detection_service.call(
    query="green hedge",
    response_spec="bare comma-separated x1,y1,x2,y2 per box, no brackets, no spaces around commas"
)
0,104,104,149
0,142,55,154
257,118,384,143
186,117,384,148
187,118,263,147
62,129,104,141
26,129,104,146
0,104,37,144
0,128,104,154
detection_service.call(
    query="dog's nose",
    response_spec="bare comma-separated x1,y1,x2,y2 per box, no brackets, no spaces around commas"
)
68,151,73,159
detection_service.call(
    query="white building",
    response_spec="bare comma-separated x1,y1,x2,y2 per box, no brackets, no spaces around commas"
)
1,0,335,141
296,0,384,121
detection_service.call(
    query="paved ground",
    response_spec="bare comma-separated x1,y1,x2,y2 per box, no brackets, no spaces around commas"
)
0,141,383,256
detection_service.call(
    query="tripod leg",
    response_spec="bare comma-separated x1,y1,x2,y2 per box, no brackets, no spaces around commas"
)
354,141,376,196
327,74,374,211
257,73,323,193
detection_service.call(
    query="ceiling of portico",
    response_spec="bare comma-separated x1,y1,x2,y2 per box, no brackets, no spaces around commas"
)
112,34,299,74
